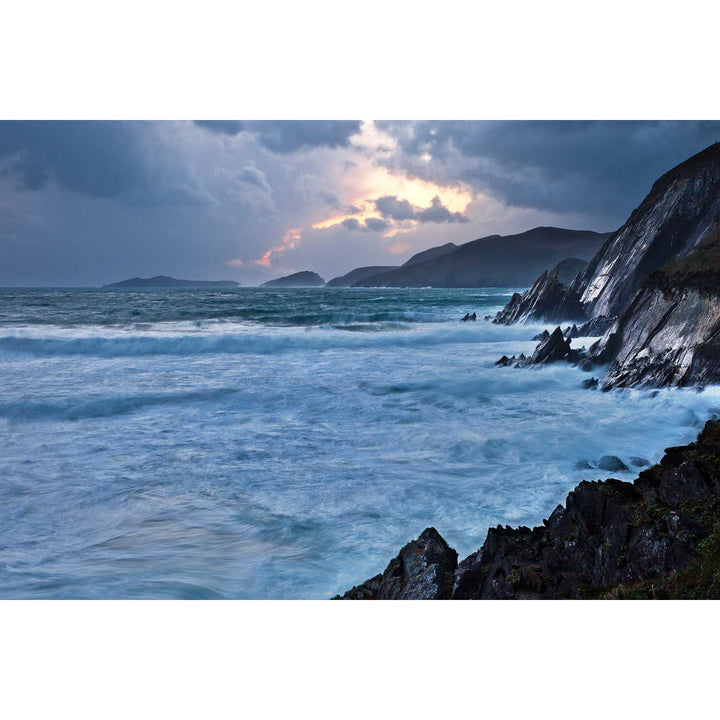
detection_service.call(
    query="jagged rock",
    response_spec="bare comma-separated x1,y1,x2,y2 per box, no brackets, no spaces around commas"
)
577,315,616,337
495,355,515,367
581,377,599,389
564,324,580,339
334,527,457,600
596,455,629,472
339,420,720,599
494,144,720,391
530,327,571,364
493,270,586,325
602,268,720,389
573,143,720,320
532,329,550,341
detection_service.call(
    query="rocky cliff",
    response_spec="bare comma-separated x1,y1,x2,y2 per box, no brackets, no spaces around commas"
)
337,419,720,600
494,143,720,390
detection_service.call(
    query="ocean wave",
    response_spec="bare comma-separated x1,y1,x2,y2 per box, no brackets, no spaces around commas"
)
0,323,538,358
0,388,236,422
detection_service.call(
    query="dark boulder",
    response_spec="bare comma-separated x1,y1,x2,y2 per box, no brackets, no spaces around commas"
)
596,455,629,472
581,377,599,389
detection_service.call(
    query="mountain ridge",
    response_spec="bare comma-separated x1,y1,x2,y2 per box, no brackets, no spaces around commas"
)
352,227,609,288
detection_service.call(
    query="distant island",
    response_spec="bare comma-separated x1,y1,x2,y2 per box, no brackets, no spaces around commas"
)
261,271,325,287
104,275,241,288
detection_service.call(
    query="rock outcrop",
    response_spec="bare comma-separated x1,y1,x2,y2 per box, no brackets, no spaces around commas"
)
574,142,720,321
494,143,720,390
492,269,585,324
335,527,458,600
338,420,720,600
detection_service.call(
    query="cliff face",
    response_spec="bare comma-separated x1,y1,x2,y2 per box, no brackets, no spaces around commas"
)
573,142,720,320
337,420,720,600
494,143,720,390
600,229,720,389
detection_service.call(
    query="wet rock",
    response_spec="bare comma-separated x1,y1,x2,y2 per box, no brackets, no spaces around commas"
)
493,271,586,325
339,420,720,600
630,456,650,467
577,315,616,337
334,527,457,600
564,324,580,339
596,455,629,472
495,355,515,367
581,377,599,389
530,327,571,364
532,329,551,342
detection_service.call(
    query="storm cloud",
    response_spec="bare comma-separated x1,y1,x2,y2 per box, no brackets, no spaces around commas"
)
194,120,362,154
3,120,720,286
378,120,720,223
0,120,213,205
375,194,469,223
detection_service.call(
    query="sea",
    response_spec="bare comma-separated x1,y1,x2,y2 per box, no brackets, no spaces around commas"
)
1,286,719,599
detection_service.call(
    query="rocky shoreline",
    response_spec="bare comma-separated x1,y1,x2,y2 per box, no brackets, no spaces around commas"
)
492,144,720,390
336,419,720,599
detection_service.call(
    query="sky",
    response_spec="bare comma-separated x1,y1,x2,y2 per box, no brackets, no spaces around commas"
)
1,120,720,286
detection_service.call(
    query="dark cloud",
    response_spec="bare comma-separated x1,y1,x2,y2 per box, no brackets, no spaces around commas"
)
374,194,469,224
193,120,244,136
340,216,390,233
0,121,213,205
375,195,416,221
195,120,362,154
341,217,361,230
0,121,150,196
416,196,469,224
364,217,389,232
378,120,720,226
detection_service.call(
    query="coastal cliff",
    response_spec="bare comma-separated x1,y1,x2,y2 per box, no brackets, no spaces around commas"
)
494,143,720,390
337,420,720,599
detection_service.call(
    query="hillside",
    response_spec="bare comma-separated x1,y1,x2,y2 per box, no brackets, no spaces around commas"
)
353,227,609,288
325,266,398,287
